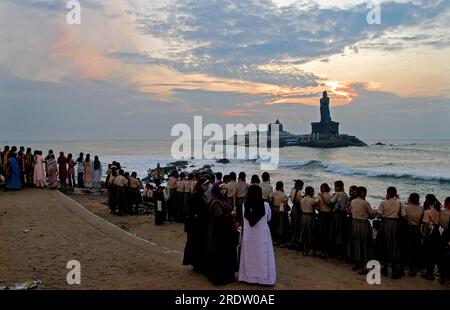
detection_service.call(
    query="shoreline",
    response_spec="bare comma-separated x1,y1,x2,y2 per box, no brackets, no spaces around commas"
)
1,188,447,290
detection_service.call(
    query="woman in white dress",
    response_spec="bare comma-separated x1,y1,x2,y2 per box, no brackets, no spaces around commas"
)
239,185,276,286
33,151,45,188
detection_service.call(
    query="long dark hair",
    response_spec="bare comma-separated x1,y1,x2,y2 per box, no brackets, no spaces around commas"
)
244,185,266,227
94,156,101,170
424,194,441,213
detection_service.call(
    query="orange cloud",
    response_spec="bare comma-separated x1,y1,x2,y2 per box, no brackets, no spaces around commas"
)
224,109,261,117
50,26,121,80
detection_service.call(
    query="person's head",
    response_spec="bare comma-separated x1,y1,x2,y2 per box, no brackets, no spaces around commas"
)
223,175,230,184
219,184,227,197
386,186,397,200
67,153,72,160
320,183,330,193
262,172,270,182
85,154,90,161
357,186,367,199
20,146,25,152
48,149,53,155
215,172,222,182
11,146,17,153
275,181,284,192
131,172,137,178
238,172,246,182
445,197,450,210
247,183,263,201
294,180,304,190
111,169,117,177
26,147,32,154
408,193,420,206
334,180,344,192
124,172,130,179
188,173,194,181
18,150,23,157
60,151,64,157
251,175,260,184
424,194,441,212
305,186,314,197
119,169,124,176
349,185,358,198
4,145,9,151
195,177,210,192
229,172,237,181
179,172,185,180
94,156,99,162
145,183,152,189
79,152,84,158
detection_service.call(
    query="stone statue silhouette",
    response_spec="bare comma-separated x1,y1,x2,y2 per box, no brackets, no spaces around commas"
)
320,91,331,123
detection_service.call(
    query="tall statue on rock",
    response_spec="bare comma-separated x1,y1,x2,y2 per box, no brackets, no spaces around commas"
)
320,91,331,123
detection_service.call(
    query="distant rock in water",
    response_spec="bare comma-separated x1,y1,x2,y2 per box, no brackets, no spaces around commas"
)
374,142,386,146
167,161,189,169
216,158,230,164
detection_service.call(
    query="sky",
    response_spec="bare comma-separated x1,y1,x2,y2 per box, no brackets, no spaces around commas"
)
0,0,449,141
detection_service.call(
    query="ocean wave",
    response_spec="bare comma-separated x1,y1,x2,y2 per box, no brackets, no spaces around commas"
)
278,160,320,168
321,162,450,183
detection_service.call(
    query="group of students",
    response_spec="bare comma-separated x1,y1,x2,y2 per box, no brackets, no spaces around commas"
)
0,145,103,190
166,170,450,286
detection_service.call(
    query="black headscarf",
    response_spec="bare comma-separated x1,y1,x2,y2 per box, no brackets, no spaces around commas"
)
244,185,266,227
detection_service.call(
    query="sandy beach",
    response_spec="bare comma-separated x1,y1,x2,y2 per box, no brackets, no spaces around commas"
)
0,188,448,290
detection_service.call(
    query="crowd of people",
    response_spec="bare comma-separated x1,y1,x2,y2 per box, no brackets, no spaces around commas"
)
2,145,449,287
0,145,103,191
163,171,450,286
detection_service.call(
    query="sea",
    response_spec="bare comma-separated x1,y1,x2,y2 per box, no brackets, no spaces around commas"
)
4,139,450,207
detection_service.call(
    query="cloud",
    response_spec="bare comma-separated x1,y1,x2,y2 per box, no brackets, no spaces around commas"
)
127,0,449,87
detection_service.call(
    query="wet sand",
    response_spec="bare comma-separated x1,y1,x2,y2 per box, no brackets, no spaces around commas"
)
0,188,447,290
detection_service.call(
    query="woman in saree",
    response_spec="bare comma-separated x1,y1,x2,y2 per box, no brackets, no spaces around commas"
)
47,154,58,189
57,151,68,187
84,154,93,188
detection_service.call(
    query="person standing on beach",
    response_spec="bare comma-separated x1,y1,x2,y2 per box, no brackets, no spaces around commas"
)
47,154,58,189
438,197,450,284
299,186,317,256
226,172,238,214
329,180,350,260
5,152,21,191
260,172,273,204
183,177,210,273
83,154,93,188
289,180,303,251
206,184,237,285
239,185,276,286
16,150,26,186
167,171,178,221
375,186,403,279
421,194,441,281
271,181,290,247
25,147,34,186
114,169,129,216
57,152,68,187
348,186,374,275
92,156,102,189
67,154,76,187
315,183,333,259
2,145,10,174
235,172,249,225
34,151,45,188
175,172,186,223
76,153,84,188
183,174,194,226
401,193,424,277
